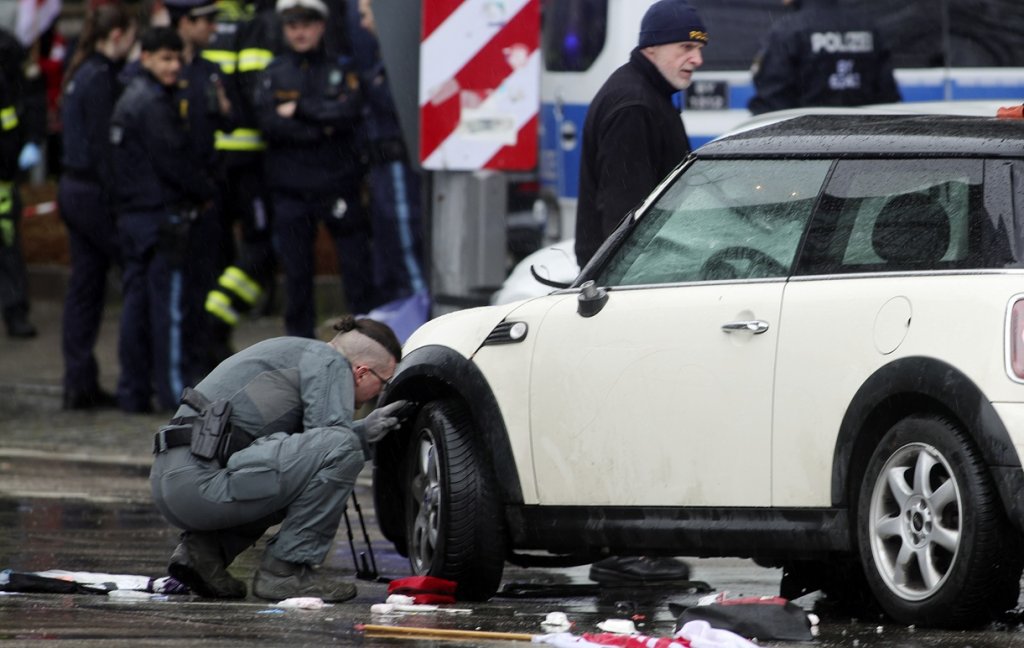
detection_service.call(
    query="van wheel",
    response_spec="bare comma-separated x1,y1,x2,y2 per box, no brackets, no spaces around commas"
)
404,399,505,600
857,415,1021,627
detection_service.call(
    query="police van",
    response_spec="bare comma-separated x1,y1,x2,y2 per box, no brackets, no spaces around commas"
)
538,0,1024,240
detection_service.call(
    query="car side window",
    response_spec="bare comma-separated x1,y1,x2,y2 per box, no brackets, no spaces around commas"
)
596,159,831,287
796,159,1013,274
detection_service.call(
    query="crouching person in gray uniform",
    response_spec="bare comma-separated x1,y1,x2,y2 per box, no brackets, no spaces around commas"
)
150,315,407,601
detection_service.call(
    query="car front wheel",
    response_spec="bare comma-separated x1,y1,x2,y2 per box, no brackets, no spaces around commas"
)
404,399,506,600
857,415,1021,627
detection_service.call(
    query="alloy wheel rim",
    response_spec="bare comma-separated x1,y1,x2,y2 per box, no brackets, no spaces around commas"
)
409,431,441,573
868,441,962,601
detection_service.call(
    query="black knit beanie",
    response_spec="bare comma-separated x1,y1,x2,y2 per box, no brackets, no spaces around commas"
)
638,0,708,48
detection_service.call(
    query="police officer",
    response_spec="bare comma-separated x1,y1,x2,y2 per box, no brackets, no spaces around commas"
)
150,315,407,600
349,0,427,313
165,0,235,375
58,4,138,408
200,0,279,365
0,28,36,339
258,0,374,338
748,0,901,114
111,27,215,413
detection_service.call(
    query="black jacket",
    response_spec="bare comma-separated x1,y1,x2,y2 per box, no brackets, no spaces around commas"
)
575,48,691,267
257,47,362,197
748,0,901,114
110,73,214,213
61,53,124,189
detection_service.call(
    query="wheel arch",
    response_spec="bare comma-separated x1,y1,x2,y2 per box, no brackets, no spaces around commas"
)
832,356,1024,533
372,344,523,552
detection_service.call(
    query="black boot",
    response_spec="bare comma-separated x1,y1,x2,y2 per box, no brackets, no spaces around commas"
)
253,554,357,602
168,532,247,599
4,306,36,339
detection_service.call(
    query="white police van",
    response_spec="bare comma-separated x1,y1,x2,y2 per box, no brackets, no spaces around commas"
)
538,0,1024,240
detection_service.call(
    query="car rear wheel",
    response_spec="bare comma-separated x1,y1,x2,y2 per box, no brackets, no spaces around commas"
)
857,415,1021,627
404,399,506,600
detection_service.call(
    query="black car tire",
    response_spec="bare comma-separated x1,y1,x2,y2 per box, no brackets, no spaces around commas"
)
404,399,506,600
856,415,1020,627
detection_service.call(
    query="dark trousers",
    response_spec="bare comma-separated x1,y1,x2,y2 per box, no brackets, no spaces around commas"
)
368,160,427,303
272,181,374,338
117,210,206,412
0,186,29,320
218,161,276,290
57,176,120,395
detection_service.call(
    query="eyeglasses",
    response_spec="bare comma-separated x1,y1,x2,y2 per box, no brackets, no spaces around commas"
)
366,367,393,389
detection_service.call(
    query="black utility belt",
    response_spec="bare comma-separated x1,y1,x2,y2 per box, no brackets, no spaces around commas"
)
152,424,256,460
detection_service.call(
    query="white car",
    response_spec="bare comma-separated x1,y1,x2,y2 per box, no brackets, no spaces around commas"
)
373,113,1024,628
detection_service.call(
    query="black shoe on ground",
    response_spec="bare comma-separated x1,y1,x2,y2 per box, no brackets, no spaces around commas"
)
5,316,36,338
168,533,247,599
589,556,691,585
63,388,118,410
252,555,357,602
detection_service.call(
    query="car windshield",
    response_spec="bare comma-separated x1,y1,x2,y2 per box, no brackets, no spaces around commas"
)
596,159,832,287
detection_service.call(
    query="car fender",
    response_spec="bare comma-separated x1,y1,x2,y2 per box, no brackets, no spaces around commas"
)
832,356,1024,529
372,344,523,551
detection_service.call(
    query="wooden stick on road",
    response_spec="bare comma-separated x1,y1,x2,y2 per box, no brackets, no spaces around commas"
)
356,623,536,642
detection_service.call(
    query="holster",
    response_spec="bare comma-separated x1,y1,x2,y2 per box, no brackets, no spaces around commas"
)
181,386,246,465
158,208,197,268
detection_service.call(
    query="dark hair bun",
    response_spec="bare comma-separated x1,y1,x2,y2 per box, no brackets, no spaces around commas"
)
333,314,358,333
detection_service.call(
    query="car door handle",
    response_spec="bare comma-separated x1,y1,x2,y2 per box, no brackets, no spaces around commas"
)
721,320,770,334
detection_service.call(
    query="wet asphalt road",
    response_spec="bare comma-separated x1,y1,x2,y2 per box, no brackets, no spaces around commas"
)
4,310,1024,646
4,453,1024,647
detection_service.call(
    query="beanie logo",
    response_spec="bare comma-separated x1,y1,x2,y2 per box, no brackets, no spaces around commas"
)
690,30,708,43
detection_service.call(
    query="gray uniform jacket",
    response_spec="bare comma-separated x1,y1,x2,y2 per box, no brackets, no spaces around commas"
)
176,336,370,457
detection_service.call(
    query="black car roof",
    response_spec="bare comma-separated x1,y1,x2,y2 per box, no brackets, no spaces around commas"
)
699,114,1024,158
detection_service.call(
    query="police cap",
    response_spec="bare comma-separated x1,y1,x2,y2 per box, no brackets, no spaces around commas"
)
164,0,220,20
276,0,328,22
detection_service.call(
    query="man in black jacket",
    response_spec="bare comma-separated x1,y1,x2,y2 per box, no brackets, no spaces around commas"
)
748,0,901,115
575,0,707,268
111,27,215,413
258,0,373,339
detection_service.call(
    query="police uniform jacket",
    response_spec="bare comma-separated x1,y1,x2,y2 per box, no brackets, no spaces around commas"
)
172,336,372,457
111,72,215,213
748,0,901,114
0,72,19,182
61,53,124,190
575,48,691,267
178,52,233,170
257,46,362,197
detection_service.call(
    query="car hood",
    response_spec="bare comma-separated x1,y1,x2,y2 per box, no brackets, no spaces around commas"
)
404,302,528,360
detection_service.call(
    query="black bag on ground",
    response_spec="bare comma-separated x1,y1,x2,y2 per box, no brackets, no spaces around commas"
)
672,599,814,641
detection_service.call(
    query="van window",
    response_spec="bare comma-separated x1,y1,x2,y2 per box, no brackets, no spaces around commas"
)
541,0,608,72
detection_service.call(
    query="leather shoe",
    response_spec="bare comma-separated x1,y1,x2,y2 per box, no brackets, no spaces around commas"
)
63,388,118,410
5,316,36,338
589,556,691,585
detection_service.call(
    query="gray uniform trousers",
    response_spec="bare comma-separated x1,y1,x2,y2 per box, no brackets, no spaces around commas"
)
151,425,365,565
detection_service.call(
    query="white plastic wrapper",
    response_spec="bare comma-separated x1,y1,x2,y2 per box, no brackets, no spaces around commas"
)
276,597,329,609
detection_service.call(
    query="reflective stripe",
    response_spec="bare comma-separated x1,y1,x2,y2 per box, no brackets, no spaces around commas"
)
1,106,18,131
219,266,262,305
238,48,273,72
214,128,265,151
205,290,240,326
202,50,238,74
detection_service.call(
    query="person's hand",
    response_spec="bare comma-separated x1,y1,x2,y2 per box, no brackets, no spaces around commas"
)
363,399,409,444
277,101,297,118
18,142,41,170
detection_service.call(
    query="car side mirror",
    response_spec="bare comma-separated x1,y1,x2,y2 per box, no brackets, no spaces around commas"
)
577,280,608,318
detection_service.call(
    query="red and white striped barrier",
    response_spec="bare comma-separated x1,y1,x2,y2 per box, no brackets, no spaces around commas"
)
419,0,539,171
